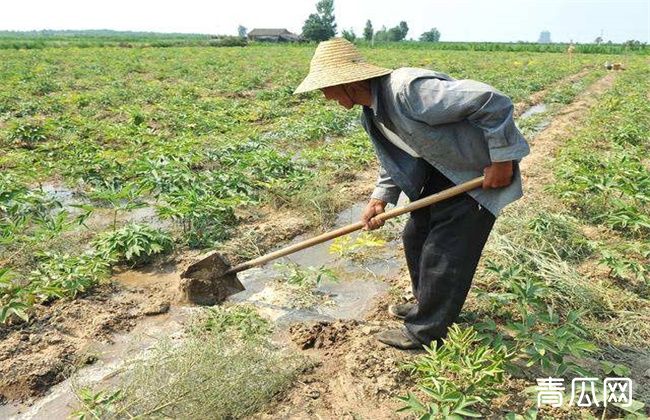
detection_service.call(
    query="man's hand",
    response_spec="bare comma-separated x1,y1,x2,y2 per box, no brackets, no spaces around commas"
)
361,198,387,230
483,161,514,189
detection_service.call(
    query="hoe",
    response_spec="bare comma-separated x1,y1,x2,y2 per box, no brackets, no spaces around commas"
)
180,176,484,305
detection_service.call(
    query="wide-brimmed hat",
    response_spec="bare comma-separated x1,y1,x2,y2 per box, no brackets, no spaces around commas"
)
294,38,393,94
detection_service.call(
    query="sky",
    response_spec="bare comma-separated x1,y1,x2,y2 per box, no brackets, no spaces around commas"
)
1,0,648,43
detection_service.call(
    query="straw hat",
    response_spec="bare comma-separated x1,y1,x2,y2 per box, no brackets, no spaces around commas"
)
294,38,393,94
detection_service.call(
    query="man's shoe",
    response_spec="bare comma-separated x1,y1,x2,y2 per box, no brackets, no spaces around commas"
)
388,302,416,319
376,328,422,350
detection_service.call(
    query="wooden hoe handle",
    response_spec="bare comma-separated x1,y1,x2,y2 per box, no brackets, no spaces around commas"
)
227,176,485,274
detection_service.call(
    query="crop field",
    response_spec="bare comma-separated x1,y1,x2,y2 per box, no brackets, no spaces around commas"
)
0,42,648,418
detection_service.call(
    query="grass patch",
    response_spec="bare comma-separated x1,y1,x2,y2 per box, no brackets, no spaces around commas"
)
73,305,305,418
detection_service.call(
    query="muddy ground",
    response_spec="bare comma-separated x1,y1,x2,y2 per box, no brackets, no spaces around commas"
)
0,170,376,405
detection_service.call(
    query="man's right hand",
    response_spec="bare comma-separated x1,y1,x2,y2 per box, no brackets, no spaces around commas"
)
361,198,387,230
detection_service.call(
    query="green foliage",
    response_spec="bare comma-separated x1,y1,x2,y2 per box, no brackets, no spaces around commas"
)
8,121,48,148
399,325,510,419
191,305,272,339
420,28,441,42
93,223,173,266
273,262,339,308
478,256,598,375
341,28,356,42
363,20,373,41
1,252,110,324
551,69,650,238
237,25,247,39
302,0,336,41
72,388,124,420
527,213,594,261
329,232,386,261
274,262,338,288
73,307,304,419
375,21,409,42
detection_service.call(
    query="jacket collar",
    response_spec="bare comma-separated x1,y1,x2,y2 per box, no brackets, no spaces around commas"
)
368,76,387,120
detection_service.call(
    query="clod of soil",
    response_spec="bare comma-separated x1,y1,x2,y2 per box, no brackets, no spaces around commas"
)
289,320,359,350
139,299,171,316
180,252,245,305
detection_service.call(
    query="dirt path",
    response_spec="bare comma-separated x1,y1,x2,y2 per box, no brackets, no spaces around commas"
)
513,67,593,117
257,71,619,419
517,72,616,201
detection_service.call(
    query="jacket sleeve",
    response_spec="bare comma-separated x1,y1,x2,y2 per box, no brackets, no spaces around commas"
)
398,78,530,163
371,165,401,205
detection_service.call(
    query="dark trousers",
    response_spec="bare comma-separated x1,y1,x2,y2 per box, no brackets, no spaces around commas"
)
402,165,495,345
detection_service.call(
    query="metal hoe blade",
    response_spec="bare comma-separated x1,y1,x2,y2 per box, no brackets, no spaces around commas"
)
180,253,244,305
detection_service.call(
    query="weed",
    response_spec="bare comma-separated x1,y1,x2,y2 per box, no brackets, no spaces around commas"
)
8,121,48,148
72,388,124,420
527,213,594,262
73,306,305,419
329,232,387,261
190,305,272,339
274,262,339,308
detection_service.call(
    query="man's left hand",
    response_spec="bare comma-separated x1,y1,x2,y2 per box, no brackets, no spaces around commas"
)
483,161,514,189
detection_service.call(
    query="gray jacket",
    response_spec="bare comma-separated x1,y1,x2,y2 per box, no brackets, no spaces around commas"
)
361,67,530,216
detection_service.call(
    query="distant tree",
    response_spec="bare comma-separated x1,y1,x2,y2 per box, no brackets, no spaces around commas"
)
398,21,409,39
302,0,337,42
375,21,409,42
594,36,603,44
420,28,441,42
374,25,388,42
341,28,356,42
363,19,374,41
538,30,551,44
237,25,247,39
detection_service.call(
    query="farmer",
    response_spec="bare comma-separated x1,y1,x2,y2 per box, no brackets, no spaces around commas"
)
294,38,529,350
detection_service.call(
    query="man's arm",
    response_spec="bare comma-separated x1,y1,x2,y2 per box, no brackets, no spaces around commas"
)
398,78,530,166
362,165,401,230
371,165,401,205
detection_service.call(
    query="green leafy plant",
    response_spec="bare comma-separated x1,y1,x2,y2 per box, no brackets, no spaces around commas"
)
93,223,173,266
191,305,272,339
399,325,511,419
329,232,387,261
72,388,124,420
87,183,148,231
0,268,30,323
273,262,339,308
8,121,47,148
274,262,338,288
1,253,110,324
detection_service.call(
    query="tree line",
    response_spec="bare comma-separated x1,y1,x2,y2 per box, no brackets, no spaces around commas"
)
302,0,441,42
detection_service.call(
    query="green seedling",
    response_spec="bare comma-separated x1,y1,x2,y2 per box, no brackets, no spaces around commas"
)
93,223,173,267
